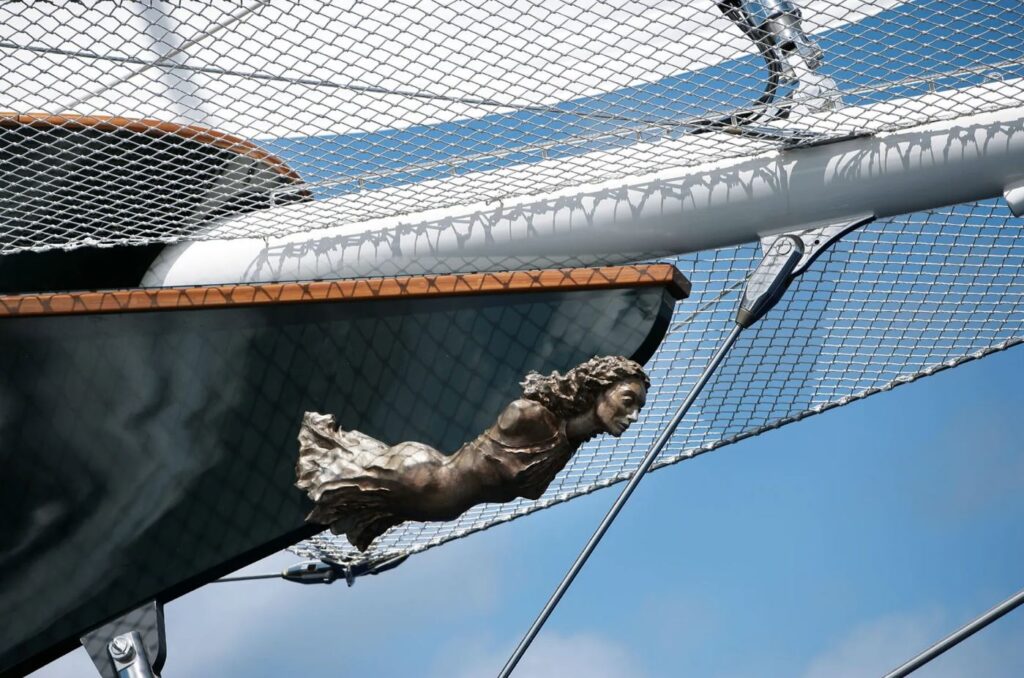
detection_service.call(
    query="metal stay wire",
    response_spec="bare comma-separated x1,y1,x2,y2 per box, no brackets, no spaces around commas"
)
499,234,810,677
882,586,1024,678
498,322,745,678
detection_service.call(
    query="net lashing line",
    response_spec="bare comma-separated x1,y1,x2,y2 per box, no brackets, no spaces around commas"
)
2,0,1023,254
293,199,1024,564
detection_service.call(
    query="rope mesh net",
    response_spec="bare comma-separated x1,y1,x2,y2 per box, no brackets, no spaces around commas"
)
2,0,1022,253
295,199,1024,564
2,1,1023,569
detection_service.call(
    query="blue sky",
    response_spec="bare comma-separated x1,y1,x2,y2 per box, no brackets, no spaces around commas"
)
33,341,1024,676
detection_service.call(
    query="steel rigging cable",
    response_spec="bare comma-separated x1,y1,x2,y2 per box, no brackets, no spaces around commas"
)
498,217,874,677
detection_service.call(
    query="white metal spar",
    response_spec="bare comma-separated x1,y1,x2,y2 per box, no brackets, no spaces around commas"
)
4,0,1020,259
145,100,1024,286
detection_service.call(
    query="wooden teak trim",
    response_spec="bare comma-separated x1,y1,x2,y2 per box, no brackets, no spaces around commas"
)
0,264,691,318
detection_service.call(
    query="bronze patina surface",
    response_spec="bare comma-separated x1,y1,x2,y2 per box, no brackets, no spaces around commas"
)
297,356,649,550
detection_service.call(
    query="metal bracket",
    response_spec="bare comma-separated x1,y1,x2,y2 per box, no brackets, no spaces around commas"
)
281,559,344,585
738,214,876,328
1004,179,1024,217
759,214,876,277
281,554,408,586
81,601,165,678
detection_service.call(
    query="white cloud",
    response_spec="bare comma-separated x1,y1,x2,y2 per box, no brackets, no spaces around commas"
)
159,536,504,675
802,608,1024,678
29,532,507,677
802,611,943,678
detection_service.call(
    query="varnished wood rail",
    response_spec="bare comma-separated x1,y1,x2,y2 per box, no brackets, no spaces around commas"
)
0,264,691,318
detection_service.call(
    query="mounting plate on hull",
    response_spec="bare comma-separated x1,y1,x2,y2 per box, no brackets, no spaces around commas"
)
81,602,165,678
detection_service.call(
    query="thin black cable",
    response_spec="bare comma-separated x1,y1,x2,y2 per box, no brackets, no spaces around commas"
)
211,573,283,583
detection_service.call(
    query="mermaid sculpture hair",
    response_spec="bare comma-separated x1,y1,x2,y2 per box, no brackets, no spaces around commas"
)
520,355,649,418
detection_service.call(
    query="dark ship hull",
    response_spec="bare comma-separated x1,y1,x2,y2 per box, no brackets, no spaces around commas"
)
0,265,688,676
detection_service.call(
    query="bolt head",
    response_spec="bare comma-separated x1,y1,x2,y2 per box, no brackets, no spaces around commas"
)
109,635,136,662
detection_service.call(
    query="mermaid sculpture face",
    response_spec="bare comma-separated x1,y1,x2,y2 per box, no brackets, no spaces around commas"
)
595,378,647,436
520,355,650,441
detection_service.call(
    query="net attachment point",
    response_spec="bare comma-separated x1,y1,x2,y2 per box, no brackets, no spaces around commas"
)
736,235,805,328
281,554,409,587
213,554,409,586
759,214,876,275
740,214,876,327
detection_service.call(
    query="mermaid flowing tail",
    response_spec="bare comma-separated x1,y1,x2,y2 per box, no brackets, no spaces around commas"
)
296,412,405,551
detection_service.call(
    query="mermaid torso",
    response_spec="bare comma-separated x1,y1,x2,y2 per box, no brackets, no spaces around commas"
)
468,399,576,503
295,399,579,551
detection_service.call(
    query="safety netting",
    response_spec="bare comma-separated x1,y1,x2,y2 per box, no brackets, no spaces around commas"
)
295,198,1024,564
3,0,1024,573
2,0,1023,253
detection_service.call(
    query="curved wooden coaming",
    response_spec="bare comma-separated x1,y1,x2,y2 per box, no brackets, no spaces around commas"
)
0,112,305,185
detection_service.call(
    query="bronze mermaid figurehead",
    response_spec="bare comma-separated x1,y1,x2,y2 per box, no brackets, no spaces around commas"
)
296,356,649,551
